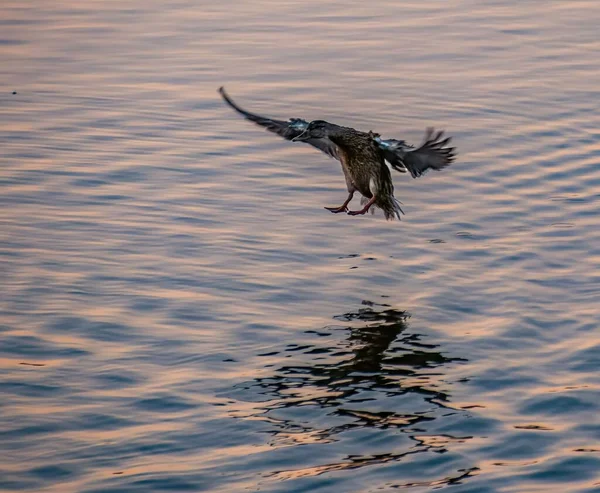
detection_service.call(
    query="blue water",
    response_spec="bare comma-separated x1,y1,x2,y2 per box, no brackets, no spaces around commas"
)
1,1,600,492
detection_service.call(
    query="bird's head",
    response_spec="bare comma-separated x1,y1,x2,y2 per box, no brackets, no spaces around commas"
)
292,120,331,141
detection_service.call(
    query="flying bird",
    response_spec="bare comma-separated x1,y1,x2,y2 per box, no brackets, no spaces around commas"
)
219,87,455,220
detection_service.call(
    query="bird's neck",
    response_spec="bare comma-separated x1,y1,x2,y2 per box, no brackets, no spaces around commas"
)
327,127,361,148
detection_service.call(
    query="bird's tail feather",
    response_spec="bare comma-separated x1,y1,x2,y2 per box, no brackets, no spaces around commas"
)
391,196,405,220
363,195,405,220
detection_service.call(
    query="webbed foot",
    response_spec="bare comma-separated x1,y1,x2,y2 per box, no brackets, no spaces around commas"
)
324,205,349,213
347,208,369,216
347,196,376,216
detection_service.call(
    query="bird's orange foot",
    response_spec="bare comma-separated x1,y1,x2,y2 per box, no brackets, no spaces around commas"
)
347,197,376,216
324,205,348,213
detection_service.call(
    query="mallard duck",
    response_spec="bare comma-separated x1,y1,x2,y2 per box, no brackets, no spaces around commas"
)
219,87,455,220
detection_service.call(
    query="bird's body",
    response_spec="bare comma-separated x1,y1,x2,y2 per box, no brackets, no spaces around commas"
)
321,124,403,219
219,87,456,220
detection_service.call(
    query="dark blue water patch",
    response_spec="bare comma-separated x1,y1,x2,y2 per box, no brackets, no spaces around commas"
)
0,335,89,359
44,125,86,134
133,393,196,413
518,455,600,484
34,219,105,231
202,150,230,157
0,174,46,187
0,478,41,491
576,207,600,220
433,413,501,436
84,475,203,493
85,134,125,143
428,297,485,317
88,117,128,129
567,344,600,373
0,238,31,253
0,193,50,206
0,381,64,398
485,249,539,268
166,243,206,258
479,431,558,460
129,296,168,312
0,248,23,258
7,288,55,312
268,476,342,493
0,422,65,440
539,226,579,239
469,368,540,391
167,233,196,241
525,277,585,291
29,464,75,481
572,424,600,441
185,418,274,451
68,413,139,432
506,310,579,337
454,247,492,260
168,305,214,323
130,438,189,457
102,168,146,183
500,28,535,35
124,338,203,367
149,275,207,290
545,165,600,185
95,194,131,201
2,466,79,493
88,273,152,286
44,316,139,342
519,393,598,416
0,39,27,45
71,178,109,188
0,19,43,26
171,215,215,226
92,370,144,389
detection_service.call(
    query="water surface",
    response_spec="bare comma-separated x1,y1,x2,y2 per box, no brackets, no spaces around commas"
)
1,1,600,492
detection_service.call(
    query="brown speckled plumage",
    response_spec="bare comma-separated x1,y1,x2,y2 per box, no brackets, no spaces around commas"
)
219,87,456,221
320,123,403,220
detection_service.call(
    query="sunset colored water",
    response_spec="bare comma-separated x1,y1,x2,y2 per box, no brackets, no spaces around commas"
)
1,1,599,492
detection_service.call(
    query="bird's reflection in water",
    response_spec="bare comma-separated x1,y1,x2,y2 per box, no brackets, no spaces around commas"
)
228,300,476,487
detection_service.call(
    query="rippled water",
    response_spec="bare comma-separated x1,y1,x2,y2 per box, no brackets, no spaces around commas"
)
2,1,600,492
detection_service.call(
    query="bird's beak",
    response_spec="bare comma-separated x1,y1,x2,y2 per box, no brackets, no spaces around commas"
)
292,129,309,142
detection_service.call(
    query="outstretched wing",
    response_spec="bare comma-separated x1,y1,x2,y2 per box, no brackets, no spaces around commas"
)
382,128,456,178
219,87,339,160
374,136,411,173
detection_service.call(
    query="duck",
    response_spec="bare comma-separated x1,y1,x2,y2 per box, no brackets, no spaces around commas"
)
219,87,455,220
